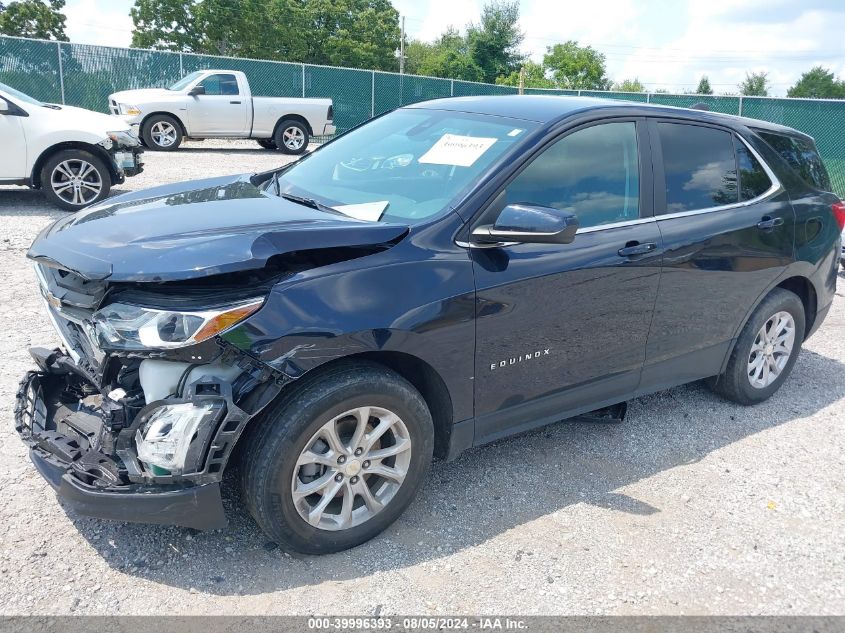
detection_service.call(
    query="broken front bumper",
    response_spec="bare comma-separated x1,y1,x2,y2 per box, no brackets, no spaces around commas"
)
14,349,229,531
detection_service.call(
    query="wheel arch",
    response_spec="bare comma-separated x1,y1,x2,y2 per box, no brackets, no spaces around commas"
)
31,142,118,189
718,273,817,375
274,114,313,137
140,111,188,137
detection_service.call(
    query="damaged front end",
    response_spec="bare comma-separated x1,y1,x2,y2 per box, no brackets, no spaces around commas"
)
15,263,287,530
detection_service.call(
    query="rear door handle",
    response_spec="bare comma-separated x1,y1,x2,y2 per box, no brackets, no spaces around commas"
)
618,241,657,257
757,216,784,230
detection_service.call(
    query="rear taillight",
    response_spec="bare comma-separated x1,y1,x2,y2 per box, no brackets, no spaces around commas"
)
832,201,845,230
327,105,334,122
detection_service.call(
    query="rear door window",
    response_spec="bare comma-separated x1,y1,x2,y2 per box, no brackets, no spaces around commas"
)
757,131,831,192
657,122,737,213
734,137,773,201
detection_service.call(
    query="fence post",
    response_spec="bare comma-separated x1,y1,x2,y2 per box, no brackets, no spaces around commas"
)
577,90,582,97
179,52,184,77
646,92,651,103
451,79,454,96
738,96,744,116
301,64,306,97
371,70,375,118
56,41,65,104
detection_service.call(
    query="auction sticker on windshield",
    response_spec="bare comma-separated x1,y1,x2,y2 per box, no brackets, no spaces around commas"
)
418,134,498,167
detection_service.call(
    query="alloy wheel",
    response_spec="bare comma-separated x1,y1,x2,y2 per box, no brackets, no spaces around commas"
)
747,310,795,389
282,126,305,151
50,159,103,206
291,406,412,531
151,121,178,148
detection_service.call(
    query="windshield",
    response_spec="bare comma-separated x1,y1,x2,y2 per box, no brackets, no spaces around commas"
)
271,108,538,224
168,71,204,91
0,81,43,106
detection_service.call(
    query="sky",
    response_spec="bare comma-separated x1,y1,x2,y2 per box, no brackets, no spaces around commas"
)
62,0,845,96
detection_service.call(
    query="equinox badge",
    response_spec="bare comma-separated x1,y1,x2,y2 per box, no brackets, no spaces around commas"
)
491,349,550,371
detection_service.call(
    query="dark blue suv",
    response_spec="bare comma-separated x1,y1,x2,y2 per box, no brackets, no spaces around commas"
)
16,96,843,553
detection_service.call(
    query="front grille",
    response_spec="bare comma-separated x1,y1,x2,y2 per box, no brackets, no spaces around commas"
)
109,99,119,115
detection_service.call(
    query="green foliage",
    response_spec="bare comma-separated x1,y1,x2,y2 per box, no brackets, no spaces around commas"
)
613,78,645,93
130,0,400,71
405,28,483,82
495,61,555,89
0,0,67,40
696,75,713,95
739,71,769,96
787,66,845,99
543,40,611,90
465,1,524,84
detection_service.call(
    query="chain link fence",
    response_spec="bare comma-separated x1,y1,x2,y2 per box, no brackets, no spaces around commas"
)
1,35,843,196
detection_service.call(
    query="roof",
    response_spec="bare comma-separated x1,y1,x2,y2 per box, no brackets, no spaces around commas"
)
406,95,809,139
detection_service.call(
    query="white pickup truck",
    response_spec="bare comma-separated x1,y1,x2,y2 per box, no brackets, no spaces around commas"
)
108,70,335,154
0,81,143,210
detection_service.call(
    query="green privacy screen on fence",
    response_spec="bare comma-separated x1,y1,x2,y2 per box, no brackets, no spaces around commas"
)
1,35,843,196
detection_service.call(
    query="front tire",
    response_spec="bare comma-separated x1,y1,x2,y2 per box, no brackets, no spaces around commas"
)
274,119,309,155
240,362,434,554
141,114,183,151
40,150,111,211
710,288,805,405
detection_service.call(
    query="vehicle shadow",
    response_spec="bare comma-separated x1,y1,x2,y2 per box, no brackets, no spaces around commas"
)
60,347,845,596
0,188,64,218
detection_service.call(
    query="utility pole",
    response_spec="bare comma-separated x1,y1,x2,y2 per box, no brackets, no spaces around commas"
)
399,15,406,75
518,66,525,95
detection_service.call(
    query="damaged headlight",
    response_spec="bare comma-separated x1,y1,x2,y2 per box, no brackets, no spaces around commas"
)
93,298,263,350
136,402,216,473
107,129,140,147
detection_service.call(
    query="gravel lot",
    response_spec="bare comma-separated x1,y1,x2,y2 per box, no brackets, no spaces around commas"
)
0,140,843,616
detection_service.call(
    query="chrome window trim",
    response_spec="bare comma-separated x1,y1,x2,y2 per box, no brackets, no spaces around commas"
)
655,130,782,221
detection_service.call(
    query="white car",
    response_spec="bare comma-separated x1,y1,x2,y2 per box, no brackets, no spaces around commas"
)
109,70,336,154
0,82,143,211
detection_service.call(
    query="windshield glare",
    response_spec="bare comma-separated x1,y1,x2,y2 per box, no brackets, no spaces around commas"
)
274,108,538,224
0,81,43,107
168,71,204,91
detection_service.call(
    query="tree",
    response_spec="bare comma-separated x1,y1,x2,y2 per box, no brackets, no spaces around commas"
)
696,75,713,95
543,40,611,90
613,78,645,93
405,28,483,82
465,1,524,84
130,0,400,71
787,66,845,99
0,0,67,40
496,61,555,89
739,71,769,96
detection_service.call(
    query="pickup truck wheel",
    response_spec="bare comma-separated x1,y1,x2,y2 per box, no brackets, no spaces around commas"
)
240,361,434,554
40,150,111,211
141,114,183,151
274,120,309,155
708,288,805,405
257,139,277,150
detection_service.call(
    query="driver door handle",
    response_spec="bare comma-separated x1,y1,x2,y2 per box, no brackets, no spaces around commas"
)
230,100,242,104
618,241,656,257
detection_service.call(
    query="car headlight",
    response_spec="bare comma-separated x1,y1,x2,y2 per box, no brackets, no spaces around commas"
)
118,103,141,116
92,298,263,350
107,129,140,147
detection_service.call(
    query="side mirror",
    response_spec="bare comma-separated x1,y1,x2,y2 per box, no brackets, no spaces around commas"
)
0,99,8,113
188,85,206,96
472,203,579,245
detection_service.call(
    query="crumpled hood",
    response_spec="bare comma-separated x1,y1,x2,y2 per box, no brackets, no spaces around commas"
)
27,174,408,282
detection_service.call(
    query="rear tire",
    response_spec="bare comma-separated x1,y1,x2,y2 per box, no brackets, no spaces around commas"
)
141,114,183,151
40,150,111,211
274,119,309,155
257,139,277,150
240,361,434,554
709,288,805,405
